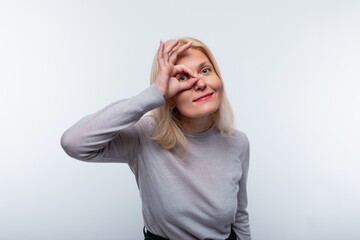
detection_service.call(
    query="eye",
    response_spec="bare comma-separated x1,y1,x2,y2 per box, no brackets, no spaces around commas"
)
176,74,189,81
201,67,211,75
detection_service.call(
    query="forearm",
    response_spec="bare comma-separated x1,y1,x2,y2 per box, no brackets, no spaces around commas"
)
60,85,164,161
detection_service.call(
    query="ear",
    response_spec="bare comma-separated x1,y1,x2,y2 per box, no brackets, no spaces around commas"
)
168,99,175,108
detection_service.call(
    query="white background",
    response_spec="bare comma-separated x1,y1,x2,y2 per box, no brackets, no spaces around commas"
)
1,0,359,239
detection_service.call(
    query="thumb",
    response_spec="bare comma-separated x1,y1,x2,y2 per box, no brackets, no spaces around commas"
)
178,76,198,91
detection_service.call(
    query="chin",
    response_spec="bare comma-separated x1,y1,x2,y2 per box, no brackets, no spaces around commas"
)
191,106,220,119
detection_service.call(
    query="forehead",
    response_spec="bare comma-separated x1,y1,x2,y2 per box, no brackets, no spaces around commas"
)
175,48,211,67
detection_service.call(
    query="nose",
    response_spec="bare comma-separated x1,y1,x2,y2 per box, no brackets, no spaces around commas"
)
194,76,206,91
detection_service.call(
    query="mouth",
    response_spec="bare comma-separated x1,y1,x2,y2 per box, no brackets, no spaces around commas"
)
193,93,214,102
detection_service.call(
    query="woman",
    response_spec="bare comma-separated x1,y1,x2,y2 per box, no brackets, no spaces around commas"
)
61,37,251,240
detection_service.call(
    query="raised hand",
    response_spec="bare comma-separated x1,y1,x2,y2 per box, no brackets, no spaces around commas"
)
154,39,199,99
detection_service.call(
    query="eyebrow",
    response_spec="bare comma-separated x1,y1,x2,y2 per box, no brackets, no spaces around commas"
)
197,61,212,71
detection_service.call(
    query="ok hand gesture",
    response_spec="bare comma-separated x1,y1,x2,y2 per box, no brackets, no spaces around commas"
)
154,39,199,99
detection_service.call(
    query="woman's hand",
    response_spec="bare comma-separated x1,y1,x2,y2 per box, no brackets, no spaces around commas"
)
154,39,199,99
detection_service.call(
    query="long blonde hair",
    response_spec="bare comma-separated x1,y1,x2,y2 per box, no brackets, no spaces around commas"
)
150,37,234,152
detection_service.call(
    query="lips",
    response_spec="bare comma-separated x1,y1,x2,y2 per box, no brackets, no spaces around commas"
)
193,93,214,102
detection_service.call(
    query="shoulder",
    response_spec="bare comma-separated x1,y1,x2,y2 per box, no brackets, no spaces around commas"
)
134,114,156,135
214,128,249,158
232,130,250,166
228,129,250,149
139,114,156,125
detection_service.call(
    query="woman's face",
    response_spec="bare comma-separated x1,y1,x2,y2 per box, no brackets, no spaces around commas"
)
171,48,223,126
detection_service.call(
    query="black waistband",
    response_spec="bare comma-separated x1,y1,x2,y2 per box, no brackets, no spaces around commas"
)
143,227,168,240
143,227,237,240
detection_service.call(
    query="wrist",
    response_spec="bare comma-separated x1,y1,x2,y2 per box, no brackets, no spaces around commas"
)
153,83,167,99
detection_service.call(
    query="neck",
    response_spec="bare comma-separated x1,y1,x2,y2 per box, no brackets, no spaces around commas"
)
179,115,213,133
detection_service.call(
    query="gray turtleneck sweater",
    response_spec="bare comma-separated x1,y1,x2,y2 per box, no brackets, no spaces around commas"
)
61,85,251,240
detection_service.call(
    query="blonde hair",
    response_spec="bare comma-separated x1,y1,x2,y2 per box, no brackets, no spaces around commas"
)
150,37,234,152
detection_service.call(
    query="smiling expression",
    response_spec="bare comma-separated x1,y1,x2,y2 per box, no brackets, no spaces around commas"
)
171,48,223,127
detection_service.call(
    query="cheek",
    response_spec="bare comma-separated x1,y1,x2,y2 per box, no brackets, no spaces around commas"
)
213,78,223,103
216,77,223,91
210,77,223,95
205,75,222,89
172,91,191,108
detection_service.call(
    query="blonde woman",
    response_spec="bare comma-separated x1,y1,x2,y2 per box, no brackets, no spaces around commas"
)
61,37,251,240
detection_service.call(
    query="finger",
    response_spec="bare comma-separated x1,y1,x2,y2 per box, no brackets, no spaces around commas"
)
173,64,197,78
163,39,180,62
157,41,165,67
164,39,180,54
178,76,199,91
169,41,192,64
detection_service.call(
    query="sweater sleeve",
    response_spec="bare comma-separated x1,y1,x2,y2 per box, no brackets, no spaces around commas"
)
233,135,251,240
60,85,164,163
